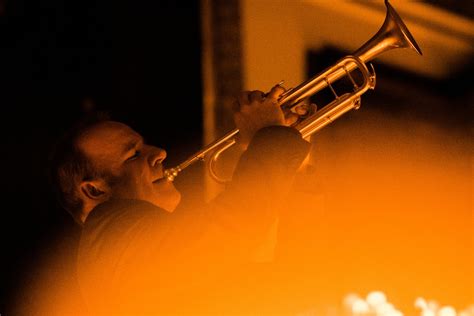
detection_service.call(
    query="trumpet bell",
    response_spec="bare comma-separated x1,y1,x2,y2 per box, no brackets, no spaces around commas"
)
354,0,422,63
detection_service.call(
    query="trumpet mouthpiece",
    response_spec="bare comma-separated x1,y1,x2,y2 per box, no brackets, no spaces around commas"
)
164,167,180,182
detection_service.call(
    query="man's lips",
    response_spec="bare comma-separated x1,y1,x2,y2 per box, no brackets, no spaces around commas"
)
152,167,166,183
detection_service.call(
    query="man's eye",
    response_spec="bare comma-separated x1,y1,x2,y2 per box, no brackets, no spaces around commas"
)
128,150,141,161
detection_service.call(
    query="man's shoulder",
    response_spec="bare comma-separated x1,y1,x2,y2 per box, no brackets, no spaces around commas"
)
86,199,165,227
77,199,173,281
79,199,171,258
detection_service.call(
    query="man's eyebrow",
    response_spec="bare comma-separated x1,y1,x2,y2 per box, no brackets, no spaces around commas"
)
122,136,144,155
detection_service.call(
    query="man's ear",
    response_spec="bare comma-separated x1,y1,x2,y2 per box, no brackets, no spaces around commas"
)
80,180,109,201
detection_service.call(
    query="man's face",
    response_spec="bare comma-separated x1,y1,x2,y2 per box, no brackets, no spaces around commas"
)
78,121,181,212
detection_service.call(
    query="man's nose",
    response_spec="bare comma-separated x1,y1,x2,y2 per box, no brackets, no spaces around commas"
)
148,146,167,167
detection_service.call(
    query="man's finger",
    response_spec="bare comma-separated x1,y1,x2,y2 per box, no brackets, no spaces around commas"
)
248,90,265,103
293,102,318,116
284,112,300,126
237,91,251,108
266,82,286,101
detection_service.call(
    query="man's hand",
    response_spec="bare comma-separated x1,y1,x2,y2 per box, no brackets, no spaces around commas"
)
233,85,317,149
233,85,286,149
286,100,318,129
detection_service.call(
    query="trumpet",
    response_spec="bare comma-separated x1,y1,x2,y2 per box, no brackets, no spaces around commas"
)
164,0,422,183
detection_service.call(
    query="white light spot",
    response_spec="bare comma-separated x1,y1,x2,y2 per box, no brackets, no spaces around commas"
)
352,298,370,314
367,291,387,308
439,306,457,316
375,302,395,315
344,293,361,309
415,297,428,310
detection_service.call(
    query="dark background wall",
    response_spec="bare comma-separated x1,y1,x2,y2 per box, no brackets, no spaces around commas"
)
0,1,202,313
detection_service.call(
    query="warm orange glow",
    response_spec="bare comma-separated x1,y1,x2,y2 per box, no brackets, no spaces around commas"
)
277,108,472,315
20,112,472,316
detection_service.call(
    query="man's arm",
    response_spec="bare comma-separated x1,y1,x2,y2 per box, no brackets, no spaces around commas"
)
207,125,310,261
190,86,311,263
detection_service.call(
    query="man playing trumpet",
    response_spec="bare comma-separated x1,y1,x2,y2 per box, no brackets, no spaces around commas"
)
50,84,311,314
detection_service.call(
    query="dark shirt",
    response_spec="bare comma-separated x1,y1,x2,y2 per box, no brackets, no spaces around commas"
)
77,126,310,315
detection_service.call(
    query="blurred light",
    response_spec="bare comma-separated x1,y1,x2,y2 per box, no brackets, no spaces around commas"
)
415,298,429,311
374,302,395,315
345,293,362,308
352,298,370,314
459,305,474,316
438,306,457,316
367,291,387,308
414,297,474,316
344,292,473,316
